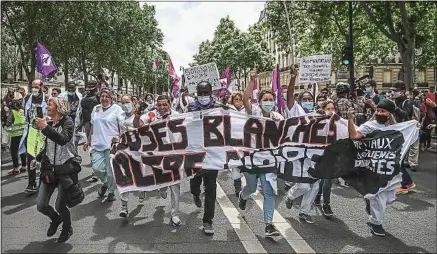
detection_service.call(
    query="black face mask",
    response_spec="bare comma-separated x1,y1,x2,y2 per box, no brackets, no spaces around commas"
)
375,114,389,124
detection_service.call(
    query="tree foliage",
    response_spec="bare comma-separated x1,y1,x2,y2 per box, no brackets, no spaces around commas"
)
193,16,273,79
265,1,436,89
1,1,165,93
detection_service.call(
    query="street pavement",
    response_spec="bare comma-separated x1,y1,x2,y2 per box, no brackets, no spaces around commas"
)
1,145,436,253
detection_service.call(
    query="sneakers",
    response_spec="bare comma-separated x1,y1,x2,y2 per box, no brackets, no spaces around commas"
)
321,204,333,217
365,198,370,215
299,213,314,224
265,223,280,237
91,173,98,182
24,182,38,193
47,216,63,237
406,182,416,190
106,193,116,202
238,192,247,210
98,185,108,198
8,168,20,175
159,188,168,199
119,205,128,218
138,192,146,203
202,223,214,235
367,222,386,237
193,195,202,208
171,216,181,227
313,195,321,206
396,186,409,194
57,226,73,243
285,197,293,209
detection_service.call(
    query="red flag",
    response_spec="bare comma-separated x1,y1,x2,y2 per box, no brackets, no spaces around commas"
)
168,57,181,97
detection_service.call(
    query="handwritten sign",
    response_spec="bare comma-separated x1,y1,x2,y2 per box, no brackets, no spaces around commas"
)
183,63,220,93
298,55,332,83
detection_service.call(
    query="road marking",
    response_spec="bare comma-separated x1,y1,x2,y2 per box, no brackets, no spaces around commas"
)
216,182,267,253
240,177,315,254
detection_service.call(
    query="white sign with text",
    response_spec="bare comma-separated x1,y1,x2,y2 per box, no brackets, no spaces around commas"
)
298,55,332,83
184,62,220,93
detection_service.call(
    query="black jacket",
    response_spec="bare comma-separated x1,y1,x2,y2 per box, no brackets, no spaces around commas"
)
394,96,413,123
80,93,99,123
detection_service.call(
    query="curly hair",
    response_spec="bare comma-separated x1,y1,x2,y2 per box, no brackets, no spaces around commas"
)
48,97,70,116
228,91,243,105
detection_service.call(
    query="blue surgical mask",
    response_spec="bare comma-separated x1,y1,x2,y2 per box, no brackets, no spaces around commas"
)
301,101,314,112
282,93,287,100
365,87,372,94
197,96,211,105
261,101,275,113
122,102,133,114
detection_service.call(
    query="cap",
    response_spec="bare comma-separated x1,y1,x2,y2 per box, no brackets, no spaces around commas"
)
376,99,396,114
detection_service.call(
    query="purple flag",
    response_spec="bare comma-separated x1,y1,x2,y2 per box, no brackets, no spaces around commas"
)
36,42,57,81
272,65,284,112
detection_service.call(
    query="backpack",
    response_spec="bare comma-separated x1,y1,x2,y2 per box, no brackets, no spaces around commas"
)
402,99,421,121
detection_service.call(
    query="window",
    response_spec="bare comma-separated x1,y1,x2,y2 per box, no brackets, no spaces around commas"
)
383,70,392,83
417,69,426,83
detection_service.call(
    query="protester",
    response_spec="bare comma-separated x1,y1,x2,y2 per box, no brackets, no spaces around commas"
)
390,81,416,194
313,99,336,217
227,91,245,196
34,97,83,243
348,99,401,237
240,71,283,237
187,81,221,235
355,89,367,126
19,79,47,193
51,88,61,98
144,94,155,112
132,95,182,226
60,81,82,127
83,88,125,202
5,92,27,175
335,82,355,120
283,68,320,224
79,81,100,181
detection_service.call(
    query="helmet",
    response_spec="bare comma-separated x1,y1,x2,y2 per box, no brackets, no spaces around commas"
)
336,82,350,94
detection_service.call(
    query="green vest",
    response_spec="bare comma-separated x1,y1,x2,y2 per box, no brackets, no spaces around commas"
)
6,109,25,137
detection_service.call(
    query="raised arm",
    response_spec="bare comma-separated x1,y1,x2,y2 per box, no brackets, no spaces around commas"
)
348,111,363,139
287,68,298,110
243,71,257,115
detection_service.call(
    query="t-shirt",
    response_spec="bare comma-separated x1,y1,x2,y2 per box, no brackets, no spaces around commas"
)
284,102,306,118
251,105,284,121
91,104,125,151
357,120,386,137
426,92,436,103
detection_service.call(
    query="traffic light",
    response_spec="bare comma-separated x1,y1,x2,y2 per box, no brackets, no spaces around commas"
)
341,46,352,66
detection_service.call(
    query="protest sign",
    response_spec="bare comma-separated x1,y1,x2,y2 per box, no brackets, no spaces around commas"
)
111,108,349,193
183,63,220,93
298,55,332,83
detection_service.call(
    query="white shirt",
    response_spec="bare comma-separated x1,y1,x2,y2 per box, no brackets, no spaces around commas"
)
357,120,386,137
123,114,135,129
91,104,126,151
284,102,307,118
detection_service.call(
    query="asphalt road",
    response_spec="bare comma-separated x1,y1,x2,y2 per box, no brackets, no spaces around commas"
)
1,146,436,253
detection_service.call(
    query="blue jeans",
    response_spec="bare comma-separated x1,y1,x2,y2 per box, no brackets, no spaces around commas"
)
401,167,413,187
241,173,275,223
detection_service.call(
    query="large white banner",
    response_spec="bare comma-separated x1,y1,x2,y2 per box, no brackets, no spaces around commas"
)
111,108,418,195
183,63,220,93
298,54,332,83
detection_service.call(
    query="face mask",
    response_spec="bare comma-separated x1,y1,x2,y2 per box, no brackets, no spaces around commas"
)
261,101,275,113
197,96,211,105
31,88,40,97
282,93,287,100
325,110,334,116
365,87,372,94
301,101,314,112
67,91,75,96
122,103,133,114
375,114,389,124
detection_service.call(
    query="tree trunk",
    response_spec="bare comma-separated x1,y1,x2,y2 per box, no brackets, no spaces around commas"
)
118,76,123,92
64,59,69,87
81,58,88,85
399,40,414,90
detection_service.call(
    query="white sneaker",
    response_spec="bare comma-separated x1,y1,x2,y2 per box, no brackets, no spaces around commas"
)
138,191,146,203
119,206,128,218
171,216,181,226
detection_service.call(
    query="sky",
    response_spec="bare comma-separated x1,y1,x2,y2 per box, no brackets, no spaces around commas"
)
145,1,265,76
